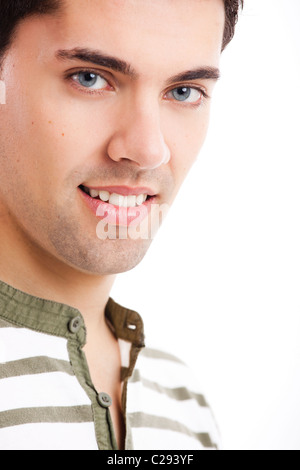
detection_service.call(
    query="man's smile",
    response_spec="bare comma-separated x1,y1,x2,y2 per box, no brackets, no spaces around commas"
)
79,184,156,207
78,184,158,227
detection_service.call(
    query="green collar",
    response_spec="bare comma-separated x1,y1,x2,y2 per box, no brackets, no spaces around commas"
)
0,278,145,349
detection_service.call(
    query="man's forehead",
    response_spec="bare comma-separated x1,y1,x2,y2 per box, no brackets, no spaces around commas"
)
48,0,224,67
7,0,224,81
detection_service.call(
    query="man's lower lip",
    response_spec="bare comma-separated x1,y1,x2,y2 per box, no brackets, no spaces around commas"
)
78,187,154,227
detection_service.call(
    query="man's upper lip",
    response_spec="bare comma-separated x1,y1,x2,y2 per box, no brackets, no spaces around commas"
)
81,185,157,197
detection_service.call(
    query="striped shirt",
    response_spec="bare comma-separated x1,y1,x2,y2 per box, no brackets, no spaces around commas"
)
0,279,219,450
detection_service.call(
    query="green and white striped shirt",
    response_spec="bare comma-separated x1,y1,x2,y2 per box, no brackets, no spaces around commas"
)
0,280,219,450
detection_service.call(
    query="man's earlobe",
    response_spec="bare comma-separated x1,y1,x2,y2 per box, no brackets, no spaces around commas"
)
0,80,6,104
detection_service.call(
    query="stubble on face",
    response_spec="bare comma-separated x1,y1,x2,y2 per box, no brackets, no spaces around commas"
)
0,0,224,277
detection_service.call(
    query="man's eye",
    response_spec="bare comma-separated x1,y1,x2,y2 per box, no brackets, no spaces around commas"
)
72,72,109,90
166,86,203,104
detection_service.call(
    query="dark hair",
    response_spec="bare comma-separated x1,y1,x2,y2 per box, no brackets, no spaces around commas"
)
223,0,244,50
0,0,62,64
0,0,243,64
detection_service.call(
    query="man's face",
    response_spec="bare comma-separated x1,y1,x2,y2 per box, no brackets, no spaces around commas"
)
0,0,224,275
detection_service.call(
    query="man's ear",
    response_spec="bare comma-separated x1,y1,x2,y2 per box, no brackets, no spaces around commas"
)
0,80,6,105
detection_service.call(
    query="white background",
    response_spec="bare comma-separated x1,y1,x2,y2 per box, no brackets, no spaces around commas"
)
111,0,300,450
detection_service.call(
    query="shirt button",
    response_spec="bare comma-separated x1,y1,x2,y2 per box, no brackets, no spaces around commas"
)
97,392,113,408
68,316,82,334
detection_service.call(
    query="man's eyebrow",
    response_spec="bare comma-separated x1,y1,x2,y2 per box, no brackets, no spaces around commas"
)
166,67,220,85
56,47,137,78
55,47,220,84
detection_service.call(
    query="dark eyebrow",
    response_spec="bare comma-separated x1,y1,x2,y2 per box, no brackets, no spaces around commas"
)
55,47,220,84
56,47,138,78
166,67,220,85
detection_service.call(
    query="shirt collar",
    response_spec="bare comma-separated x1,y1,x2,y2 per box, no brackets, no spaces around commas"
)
0,278,145,349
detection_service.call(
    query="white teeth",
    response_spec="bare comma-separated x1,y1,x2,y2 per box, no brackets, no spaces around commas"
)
136,194,144,206
99,190,110,202
109,193,124,206
127,195,137,208
84,186,149,207
89,189,99,198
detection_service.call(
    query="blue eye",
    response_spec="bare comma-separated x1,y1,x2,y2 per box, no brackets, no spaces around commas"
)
78,72,98,87
166,86,203,105
172,87,191,101
72,72,109,90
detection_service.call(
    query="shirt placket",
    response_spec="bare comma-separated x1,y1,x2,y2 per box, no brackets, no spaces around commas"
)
67,315,118,451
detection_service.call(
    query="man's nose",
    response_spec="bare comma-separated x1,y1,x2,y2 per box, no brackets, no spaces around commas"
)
106,103,171,170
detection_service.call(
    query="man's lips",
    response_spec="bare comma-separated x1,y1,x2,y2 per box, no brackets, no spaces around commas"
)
81,185,157,197
78,185,157,227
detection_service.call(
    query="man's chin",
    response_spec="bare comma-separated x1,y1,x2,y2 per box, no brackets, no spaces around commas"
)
51,234,154,277
92,237,154,275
